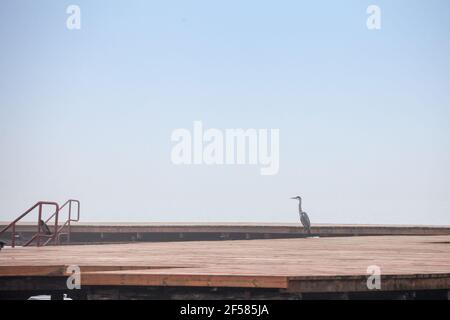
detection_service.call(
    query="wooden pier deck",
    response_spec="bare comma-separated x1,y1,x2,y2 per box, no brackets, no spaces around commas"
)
1,234,450,299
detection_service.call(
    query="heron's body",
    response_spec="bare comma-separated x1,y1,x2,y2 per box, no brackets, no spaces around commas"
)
300,212,311,234
292,196,311,234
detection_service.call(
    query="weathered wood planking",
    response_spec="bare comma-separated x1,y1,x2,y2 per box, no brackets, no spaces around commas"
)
0,235,449,292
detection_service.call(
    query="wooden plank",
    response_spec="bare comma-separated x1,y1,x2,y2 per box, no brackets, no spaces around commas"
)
81,272,288,289
0,235,449,292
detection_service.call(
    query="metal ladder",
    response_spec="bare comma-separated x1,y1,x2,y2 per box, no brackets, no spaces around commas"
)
0,200,80,248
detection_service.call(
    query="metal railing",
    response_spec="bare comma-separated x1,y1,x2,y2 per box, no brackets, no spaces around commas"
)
44,199,80,245
0,200,80,248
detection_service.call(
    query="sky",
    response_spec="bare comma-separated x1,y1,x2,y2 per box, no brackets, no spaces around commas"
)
0,0,449,225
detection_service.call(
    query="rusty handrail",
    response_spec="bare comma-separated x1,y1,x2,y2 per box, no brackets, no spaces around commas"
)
0,201,59,248
44,199,78,224
45,200,80,244
0,200,80,248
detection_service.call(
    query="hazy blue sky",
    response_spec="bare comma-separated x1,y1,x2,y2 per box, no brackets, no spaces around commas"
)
1,0,449,224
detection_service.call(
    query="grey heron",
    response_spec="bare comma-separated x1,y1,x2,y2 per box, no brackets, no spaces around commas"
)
291,196,311,234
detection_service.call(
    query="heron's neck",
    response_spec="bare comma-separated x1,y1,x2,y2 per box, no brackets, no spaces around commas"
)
298,199,302,213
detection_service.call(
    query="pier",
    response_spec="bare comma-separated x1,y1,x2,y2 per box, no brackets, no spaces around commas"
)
0,226,449,299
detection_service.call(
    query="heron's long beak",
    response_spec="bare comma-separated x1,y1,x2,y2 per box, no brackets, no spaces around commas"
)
290,197,296,199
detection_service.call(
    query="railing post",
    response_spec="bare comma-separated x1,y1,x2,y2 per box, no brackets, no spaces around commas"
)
68,201,72,243
37,203,42,247
12,223,16,248
54,203,59,245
